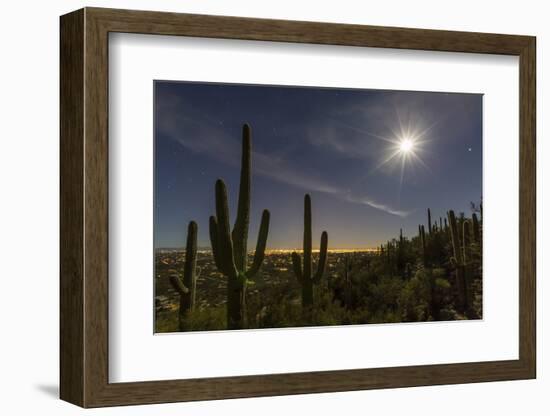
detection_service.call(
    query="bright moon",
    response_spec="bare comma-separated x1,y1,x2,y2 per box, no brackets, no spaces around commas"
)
399,138,414,153
372,115,431,182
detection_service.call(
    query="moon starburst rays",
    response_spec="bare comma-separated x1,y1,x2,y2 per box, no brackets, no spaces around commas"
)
327,112,433,184
374,124,432,178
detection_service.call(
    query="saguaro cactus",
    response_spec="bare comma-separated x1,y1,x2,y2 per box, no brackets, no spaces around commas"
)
472,213,480,244
428,208,432,234
447,210,469,314
170,221,200,331
462,220,471,262
291,194,328,308
419,224,427,267
342,254,355,309
397,228,405,272
209,124,271,329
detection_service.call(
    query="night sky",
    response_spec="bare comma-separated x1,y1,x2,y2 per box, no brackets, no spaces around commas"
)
154,81,482,249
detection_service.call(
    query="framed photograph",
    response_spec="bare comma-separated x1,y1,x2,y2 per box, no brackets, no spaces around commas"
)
60,7,536,408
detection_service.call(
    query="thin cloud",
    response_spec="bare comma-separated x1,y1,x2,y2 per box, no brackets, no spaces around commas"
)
345,194,409,217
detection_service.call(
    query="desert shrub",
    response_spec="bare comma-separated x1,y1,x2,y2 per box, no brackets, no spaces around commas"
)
155,309,179,333
258,297,302,328
181,306,226,332
398,269,432,322
366,275,404,314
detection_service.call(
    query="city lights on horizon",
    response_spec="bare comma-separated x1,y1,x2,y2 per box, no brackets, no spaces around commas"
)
158,247,382,254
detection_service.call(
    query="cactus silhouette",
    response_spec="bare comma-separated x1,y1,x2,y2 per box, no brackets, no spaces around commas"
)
209,124,271,329
472,213,480,244
169,221,200,331
291,194,328,308
428,208,432,234
447,210,470,314
462,220,471,262
419,224,427,267
397,228,405,272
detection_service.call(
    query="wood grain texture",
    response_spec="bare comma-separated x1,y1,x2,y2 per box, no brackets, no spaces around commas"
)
59,7,536,408
59,8,84,406
518,38,536,375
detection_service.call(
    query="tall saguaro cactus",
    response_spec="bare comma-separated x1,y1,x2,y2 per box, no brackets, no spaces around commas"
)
462,220,471,263
170,221,200,331
291,194,328,308
397,228,405,272
447,210,469,314
471,213,480,244
209,124,271,330
419,224,427,267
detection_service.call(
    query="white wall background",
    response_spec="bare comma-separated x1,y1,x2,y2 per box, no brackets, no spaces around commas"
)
0,0,545,414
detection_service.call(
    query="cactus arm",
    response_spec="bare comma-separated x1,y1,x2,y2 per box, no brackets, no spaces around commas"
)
447,210,462,264
169,274,189,295
448,210,469,313
232,124,251,272
313,231,328,283
291,252,303,283
471,213,480,244
303,194,312,280
462,220,471,263
215,179,238,279
246,209,271,279
208,216,222,271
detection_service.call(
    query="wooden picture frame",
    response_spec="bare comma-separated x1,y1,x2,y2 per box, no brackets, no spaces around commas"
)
60,7,536,408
